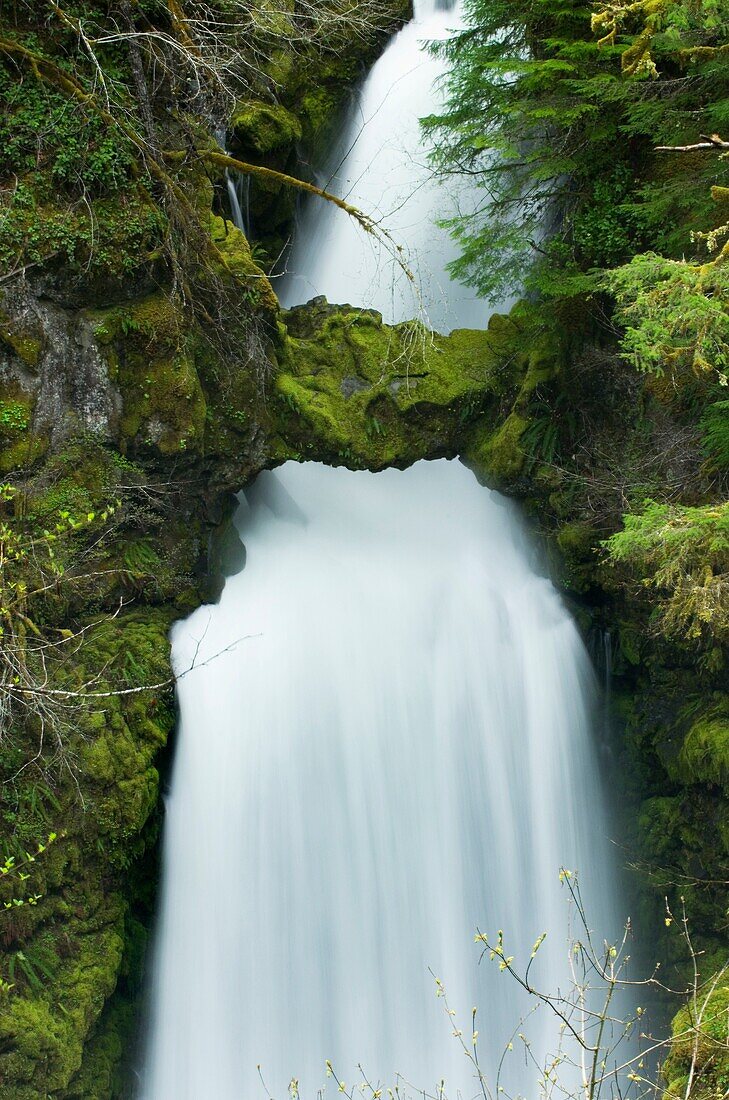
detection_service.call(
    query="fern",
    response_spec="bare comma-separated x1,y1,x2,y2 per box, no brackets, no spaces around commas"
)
701,400,729,471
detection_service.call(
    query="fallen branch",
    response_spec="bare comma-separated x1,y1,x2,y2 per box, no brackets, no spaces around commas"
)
656,132,729,152
201,149,382,237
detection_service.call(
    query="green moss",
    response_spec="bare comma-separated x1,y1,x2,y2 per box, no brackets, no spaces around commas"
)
522,331,562,394
554,520,600,592
231,100,302,155
0,317,42,368
0,181,166,291
0,924,125,1098
0,387,46,474
618,622,643,666
462,305,569,489
89,293,208,455
470,411,528,483
663,978,729,1100
0,604,175,1096
0,434,48,475
209,215,279,317
680,706,729,793
638,796,685,864
275,301,503,467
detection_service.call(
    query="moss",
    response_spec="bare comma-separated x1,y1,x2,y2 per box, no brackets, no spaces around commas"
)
89,293,208,455
680,705,729,793
0,386,46,474
618,622,643,666
231,100,302,155
663,978,729,1100
0,316,42,368
521,330,563,394
637,796,685,865
209,214,279,318
0,925,125,1098
554,519,600,593
274,300,503,468
0,433,48,475
620,675,729,975
22,436,121,526
0,606,175,1096
462,304,569,490
0,181,167,294
470,411,528,484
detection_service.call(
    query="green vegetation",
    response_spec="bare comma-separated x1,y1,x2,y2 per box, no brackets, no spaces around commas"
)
663,977,729,1099
605,501,729,645
426,0,729,302
275,300,517,468
606,246,729,380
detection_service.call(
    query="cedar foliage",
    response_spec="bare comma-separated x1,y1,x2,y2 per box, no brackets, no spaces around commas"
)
425,0,729,301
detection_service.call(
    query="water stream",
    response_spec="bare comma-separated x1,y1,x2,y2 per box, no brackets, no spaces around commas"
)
278,0,515,330
141,3,621,1097
142,461,617,1100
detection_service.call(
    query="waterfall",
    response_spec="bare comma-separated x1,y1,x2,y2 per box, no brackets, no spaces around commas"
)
216,128,249,236
141,5,623,1098
279,0,516,331
142,462,618,1100
226,173,247,236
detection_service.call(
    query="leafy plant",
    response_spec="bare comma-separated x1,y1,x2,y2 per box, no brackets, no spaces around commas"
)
700,400,729,471
604,500,729,644
605,250,729,379
0,831,60,994
424,0,728,301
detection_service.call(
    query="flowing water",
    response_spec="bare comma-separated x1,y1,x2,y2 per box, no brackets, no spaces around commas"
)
142,461,617,1100
141,3,621,1097
278,0,515,330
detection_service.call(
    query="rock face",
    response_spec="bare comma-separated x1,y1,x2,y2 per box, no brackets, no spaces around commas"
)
275,298,515,468
1,280,122,451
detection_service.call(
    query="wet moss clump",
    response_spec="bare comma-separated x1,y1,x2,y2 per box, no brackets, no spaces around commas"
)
274,298,517,468
662,978,729,1100
0,604,175,1097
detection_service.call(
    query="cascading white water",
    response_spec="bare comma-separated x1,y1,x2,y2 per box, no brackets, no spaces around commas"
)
215,128,250,236
142,461,617,1100
279,0,515,331
142,4,622,1097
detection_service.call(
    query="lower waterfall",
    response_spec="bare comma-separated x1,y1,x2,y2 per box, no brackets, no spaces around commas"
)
140,462,618,1100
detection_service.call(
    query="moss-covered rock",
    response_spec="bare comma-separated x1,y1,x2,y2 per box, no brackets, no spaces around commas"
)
274,297,518,468
232,100,303,156
662,977,729,1099
0,606,175,1098
90,293,207,456
680,705,729,794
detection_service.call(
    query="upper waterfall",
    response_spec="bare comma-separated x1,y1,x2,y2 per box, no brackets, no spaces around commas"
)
279,0,515,331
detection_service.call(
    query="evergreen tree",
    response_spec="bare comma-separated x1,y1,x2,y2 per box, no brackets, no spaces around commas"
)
425,0,729,301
